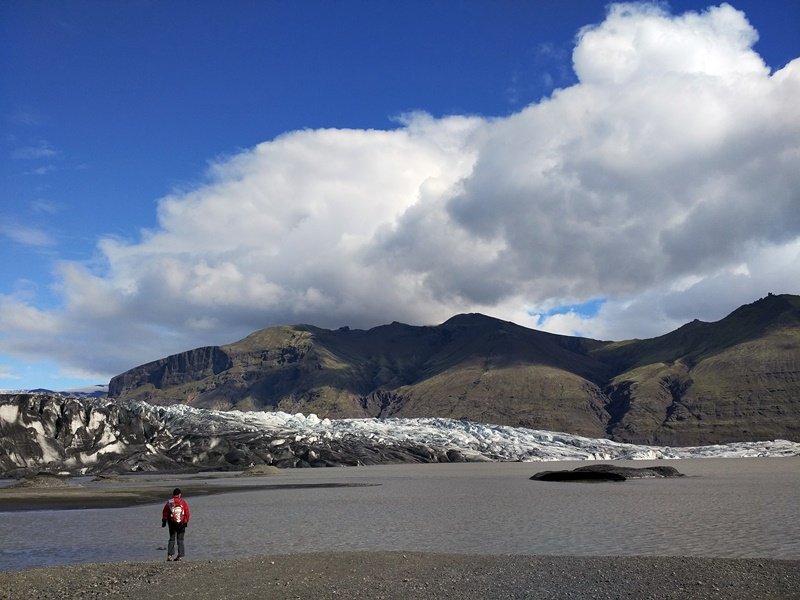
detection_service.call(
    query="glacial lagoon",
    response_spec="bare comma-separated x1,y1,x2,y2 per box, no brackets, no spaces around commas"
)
1,457,798,571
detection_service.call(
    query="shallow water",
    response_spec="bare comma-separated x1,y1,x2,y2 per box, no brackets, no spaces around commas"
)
1,457,798,571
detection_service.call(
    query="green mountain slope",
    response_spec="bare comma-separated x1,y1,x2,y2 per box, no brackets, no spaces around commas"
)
108,294,800,444
597,294,800,444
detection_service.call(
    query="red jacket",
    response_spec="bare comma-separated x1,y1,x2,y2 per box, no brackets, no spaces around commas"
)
162,496,190,525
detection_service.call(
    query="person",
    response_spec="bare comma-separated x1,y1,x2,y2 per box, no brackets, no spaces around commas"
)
161,487,190,561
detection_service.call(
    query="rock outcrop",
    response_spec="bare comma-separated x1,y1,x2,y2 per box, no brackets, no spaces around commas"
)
530,464,684,482
108,346,232,399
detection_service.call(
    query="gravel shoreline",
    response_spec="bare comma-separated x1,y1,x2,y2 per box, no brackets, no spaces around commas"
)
1,552,798,600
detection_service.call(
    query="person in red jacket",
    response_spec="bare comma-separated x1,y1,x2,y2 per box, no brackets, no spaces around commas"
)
161,487,190,561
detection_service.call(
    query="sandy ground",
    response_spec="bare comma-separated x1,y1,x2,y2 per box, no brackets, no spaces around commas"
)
1,552,798,599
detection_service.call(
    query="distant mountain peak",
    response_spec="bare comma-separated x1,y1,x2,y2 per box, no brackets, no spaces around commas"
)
441,312,515,328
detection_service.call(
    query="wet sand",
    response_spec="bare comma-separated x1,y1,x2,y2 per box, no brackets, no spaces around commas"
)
1,552,798,599
0,480,375,511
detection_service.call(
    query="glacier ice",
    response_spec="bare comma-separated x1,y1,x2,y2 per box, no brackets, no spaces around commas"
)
2,395,798,475
154,403,800,462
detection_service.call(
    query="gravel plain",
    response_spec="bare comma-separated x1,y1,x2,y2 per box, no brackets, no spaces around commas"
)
1,552,799,600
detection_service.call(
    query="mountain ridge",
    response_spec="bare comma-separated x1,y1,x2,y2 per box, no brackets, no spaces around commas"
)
108,293,800,445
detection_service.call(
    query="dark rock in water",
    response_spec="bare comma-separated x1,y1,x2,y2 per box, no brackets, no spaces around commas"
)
647,465,684,477
530,464,685,482
531,470,626,482
446,449,467,463
574,464,684,479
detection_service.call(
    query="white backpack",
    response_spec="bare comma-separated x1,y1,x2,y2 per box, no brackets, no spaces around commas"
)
169,499,184,524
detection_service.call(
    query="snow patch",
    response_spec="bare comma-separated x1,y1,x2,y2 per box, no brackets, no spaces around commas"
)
95,441,128,456
70,415,84,433
0,404,20,424
87,411,107,430
95,425,117,447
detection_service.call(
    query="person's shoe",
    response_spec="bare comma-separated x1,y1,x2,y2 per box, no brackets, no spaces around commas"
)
174,556,181,562
166,555,174,561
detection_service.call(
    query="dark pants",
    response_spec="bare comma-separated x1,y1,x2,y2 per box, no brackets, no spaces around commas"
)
168,523,186,557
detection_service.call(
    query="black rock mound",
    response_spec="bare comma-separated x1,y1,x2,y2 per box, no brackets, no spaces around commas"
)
530,464,684,482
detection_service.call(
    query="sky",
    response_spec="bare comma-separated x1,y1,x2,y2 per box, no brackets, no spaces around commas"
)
1,1,799,391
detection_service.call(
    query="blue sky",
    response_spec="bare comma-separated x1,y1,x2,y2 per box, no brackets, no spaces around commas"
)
2,1,799,391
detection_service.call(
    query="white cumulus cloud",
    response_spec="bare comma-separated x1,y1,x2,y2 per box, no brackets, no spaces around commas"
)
0,2,798,381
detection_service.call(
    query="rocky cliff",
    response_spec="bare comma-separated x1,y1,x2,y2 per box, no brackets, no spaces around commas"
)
108,346,232,398
107,294,800,445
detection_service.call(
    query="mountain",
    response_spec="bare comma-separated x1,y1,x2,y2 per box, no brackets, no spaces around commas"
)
17,386,109,399
108,294,800,445
597,293,800,445
109,315,613,438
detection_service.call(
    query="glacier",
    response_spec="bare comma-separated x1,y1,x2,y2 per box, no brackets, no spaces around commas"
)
181,404,800,461
1,393,798,476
